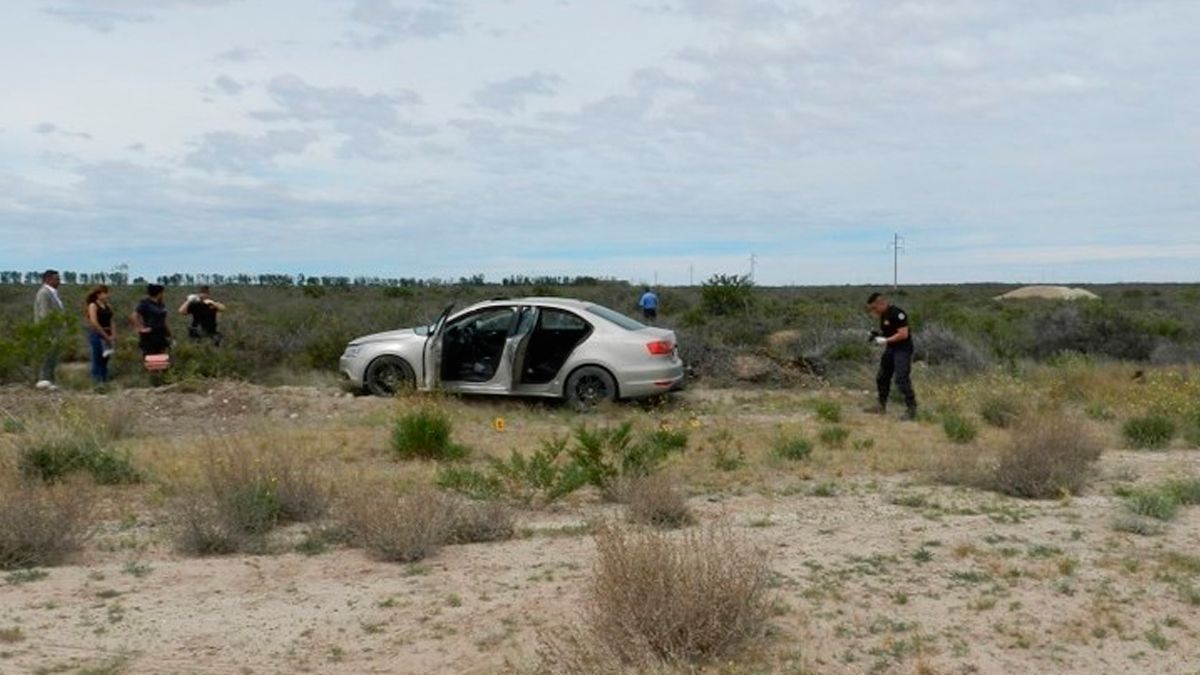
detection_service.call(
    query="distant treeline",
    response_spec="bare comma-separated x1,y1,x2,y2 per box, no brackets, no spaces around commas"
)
0,271,623,288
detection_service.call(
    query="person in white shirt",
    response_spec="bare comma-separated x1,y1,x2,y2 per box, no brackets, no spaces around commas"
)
33,269,65,390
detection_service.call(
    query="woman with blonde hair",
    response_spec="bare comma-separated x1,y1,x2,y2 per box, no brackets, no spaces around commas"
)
84,284,116,387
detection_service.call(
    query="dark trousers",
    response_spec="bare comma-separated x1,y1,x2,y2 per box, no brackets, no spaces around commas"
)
642,308,658,320
877,345,917,411
88,331,110,384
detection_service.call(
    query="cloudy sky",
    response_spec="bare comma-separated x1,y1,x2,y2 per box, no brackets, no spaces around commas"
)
2,0,1197,285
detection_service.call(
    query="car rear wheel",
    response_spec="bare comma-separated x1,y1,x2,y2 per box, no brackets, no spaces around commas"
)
565,366,617,411
365,355,415,397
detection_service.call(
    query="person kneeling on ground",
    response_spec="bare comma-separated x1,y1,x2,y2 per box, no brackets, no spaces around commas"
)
865,292,918,421
179,285,226,345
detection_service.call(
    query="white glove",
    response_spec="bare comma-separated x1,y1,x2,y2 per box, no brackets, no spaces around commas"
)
874,336,888,345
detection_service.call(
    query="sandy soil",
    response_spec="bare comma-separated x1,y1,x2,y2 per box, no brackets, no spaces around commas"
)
1,384,1199,674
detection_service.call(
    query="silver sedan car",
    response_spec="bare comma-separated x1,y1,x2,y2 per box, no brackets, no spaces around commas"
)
339,297,685,407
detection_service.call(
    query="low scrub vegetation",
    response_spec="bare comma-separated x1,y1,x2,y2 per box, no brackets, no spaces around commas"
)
936,414,1101,499
978,393,1024,428
772,433,813,462
339,487,514,562
438,423,688,504
1120,477,1200,524
621,473,694,529
170,445,330,555
391,405,470,461
578,524,772,664
1123,415,1177,450
0,480,95,570
941,411,979,444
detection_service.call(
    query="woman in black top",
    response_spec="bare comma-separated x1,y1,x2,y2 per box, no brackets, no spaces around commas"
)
132,284,171,356
84,285,116,386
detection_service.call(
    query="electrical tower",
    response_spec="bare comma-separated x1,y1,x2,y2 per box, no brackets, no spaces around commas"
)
748,253,758,283
888,234,905,289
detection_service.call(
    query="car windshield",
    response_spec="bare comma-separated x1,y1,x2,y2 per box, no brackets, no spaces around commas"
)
586,304,646,331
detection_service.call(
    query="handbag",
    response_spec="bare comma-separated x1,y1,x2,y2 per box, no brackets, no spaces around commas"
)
144,354,171,372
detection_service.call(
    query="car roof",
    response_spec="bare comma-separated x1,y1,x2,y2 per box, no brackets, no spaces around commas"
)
464,297,593,312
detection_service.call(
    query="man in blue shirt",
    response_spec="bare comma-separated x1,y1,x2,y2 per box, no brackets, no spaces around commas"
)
638,287,659,320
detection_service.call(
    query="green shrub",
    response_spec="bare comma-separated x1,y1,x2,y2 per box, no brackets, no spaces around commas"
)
391,406,468,461
1163,478,1200,505
438,424,686,505
978,394,1023,428
1124,488,1180,521
700,274,755,316
18,434,139,485
772,434,813,462
1123,415,1176,450
435,465,505,501
942,412,978,444
818,426,850,449
1111,513,1166,537
811,399,842,423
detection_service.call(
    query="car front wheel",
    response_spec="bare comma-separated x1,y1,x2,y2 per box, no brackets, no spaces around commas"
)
365,355,415,397
565,366,617,411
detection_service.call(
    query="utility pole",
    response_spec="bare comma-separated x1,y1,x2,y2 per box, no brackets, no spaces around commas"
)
689,264,694,287
748,253,758,283
888,234,905,289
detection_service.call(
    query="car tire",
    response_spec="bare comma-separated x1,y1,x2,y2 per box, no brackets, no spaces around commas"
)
365,355,416,397
565,366,617,411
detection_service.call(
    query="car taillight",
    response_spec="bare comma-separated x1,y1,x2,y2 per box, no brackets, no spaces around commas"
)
646,340,674,356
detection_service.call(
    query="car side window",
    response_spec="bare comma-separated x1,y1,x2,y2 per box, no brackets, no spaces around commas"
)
540,309,589,331
450,308,514,333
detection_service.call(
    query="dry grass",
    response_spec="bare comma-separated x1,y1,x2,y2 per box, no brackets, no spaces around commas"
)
339,486,453,562
992,414,1102,498
620,473,695,529
581,524,772,664
170,441,331,555
446,499,516,544
0,479,95,569
935,413,1102,499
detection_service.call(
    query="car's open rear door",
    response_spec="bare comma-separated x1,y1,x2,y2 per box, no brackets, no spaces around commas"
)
504,306,539,392
422,304,454,390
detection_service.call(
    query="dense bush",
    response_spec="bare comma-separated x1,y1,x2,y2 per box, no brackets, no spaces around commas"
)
772,433,813,461
339,488,513,562
171,445,330,555
1123,415,1177,450
0,480,95,569
18,432,140,485
438,423,688,504
1032,304,1154,361
700,274,755,316
584,525,772,663
621,473,694,529
392,406,469,461
990,415,1102,498
978,393,1024,428
916,323,989,372
942,412,979,444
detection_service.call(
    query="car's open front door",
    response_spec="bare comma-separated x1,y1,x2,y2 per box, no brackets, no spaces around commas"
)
504,306,539,392
422,304,454,390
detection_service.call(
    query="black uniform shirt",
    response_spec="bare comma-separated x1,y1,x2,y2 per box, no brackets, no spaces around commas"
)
187,300,219,335
880,305,912,346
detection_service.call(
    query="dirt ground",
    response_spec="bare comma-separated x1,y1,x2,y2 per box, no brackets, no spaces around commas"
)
1,383,1199,675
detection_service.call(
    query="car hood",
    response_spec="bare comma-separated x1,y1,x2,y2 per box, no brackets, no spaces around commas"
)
350,326,428,345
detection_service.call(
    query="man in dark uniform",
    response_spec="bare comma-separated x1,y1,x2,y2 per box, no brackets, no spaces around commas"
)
178,285,226,346
866,292,918,420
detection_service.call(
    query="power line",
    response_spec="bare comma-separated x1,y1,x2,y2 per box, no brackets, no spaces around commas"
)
888,233,905,289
